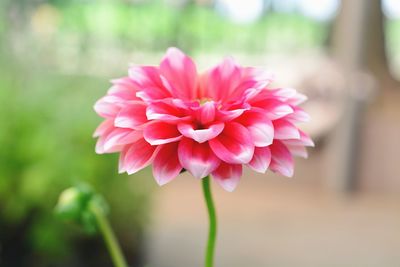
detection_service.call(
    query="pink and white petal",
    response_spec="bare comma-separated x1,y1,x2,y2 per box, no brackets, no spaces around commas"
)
114,102,148,129
269,141,294,177
271,88,297,100
94,95,123,118
216,107,248,122
177,123,224,143
103,128,142,152
119,138,158,174
194,101,216,125
235,110,274,147
273,119,300,140
129,66,171,101
144,121,182,145
288,92,308,105
245,67,274,89
96,137,123,154
93,119,114,138
247,146,271,173
160,47,198,100
146,98,190,122
285,106,311,123
285,144,308,158
212,163,242,192
209,122,254,164
266,88,307,105
204,57,242,102
108,77,140,101
283,130,314,147
251,99,294,120
178,138,220,178
229,68,273,100
243,88,262,102
152,142,182,185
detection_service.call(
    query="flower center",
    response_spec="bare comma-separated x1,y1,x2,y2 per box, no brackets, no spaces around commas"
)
198,98,212,106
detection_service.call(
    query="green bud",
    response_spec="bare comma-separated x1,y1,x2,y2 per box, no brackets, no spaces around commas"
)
55,184,109,233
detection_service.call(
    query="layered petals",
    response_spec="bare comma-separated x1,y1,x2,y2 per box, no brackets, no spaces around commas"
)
203,57,242,101
178,138,220,178
269,141,294,177
143,122,182,145
177,122,224,143
209,122,254,164
93,47,312,191
129,66,171,101
115,102,147,129
193,101,216,125
146,98,190,122
248,146,271,173
119,138,158,174
96,128,141,154
212,163,242,192
152,142,182,185
235,110,274,147
160,47,198,100
273,119,300,140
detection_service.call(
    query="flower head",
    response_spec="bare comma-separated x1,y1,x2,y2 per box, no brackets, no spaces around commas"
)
94,48,313,191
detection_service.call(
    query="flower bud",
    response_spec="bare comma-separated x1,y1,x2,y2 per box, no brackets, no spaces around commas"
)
55,184,108,233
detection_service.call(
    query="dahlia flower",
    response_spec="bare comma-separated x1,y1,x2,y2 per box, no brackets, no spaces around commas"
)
93,48,313,192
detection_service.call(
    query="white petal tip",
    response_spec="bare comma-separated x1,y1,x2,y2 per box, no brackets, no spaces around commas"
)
156,179,169,186
217,180,238,192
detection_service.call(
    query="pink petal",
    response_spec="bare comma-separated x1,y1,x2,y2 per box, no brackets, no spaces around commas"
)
271,88,297,100
285,106,311,123
284,144,308,158
216,102,251,122
247,146,271,173
273,119,300,140
160,47,198,100
129,66,171,101
119,138,158,174
244,67,274,89
144,121,182,145
101,129,142,153
229,67,273,100
146,98,190,122
204,57,242,102
209,122,254,164
178,138,220,178
251,99,294,120
264,88,308,105
212,163,242,192
177,122,224,143
93,119,114,138
269,141,294,177
288,92,308,105
194,101,216,125
94,95,123,118
283,130,314,147
216,107,248,122
108,77,140,101
152,142,182,185
235,110,274,147
114,102,148,129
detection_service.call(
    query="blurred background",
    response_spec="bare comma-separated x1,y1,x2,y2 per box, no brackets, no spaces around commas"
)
1,0,400,266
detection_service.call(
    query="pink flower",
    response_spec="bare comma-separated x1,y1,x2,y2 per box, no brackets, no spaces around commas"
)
94,48,313,192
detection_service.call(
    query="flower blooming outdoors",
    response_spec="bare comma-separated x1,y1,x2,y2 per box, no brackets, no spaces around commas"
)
93,48,313,192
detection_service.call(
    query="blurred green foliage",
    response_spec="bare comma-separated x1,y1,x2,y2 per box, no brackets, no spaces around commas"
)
54,1,327,53
0,47,153,266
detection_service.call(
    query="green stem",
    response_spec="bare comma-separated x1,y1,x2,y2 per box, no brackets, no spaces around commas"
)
202,176,217,267
90,202,129,267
